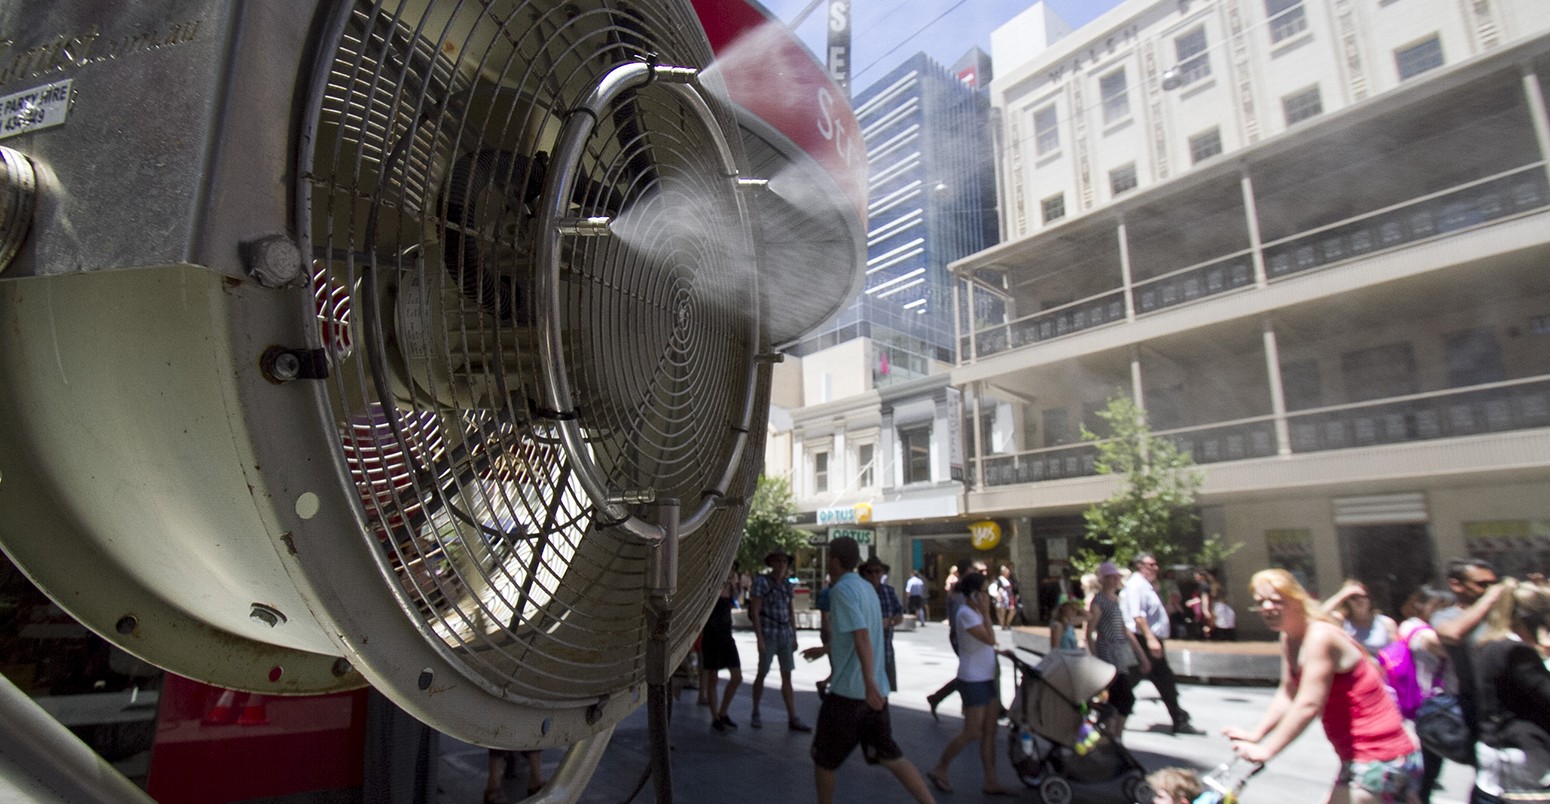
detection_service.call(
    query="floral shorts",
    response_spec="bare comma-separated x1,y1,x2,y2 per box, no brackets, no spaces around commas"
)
1335,750,1423,802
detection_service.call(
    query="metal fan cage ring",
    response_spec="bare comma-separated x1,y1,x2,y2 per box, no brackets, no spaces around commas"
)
533,61,758,540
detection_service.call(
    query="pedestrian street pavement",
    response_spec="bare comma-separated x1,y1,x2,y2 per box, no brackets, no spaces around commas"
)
441,622,1478,803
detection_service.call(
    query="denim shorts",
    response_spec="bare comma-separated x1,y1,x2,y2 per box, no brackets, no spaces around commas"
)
959,679,998,708
757,629,795,674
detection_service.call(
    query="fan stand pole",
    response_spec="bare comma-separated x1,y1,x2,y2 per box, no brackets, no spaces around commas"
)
644,499,680,804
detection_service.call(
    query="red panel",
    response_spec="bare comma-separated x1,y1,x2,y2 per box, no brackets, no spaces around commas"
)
690,0,868,223
146,675,367,804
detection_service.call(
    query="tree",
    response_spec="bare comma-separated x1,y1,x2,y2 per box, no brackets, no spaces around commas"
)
736,475,809,572
1074,397,1238,572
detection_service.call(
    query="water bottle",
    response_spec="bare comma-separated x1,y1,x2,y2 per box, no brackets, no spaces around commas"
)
1198,758,1263,804
1019,729,1034,758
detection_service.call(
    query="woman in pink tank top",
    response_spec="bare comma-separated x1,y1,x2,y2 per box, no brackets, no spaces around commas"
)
1224,569,1421,803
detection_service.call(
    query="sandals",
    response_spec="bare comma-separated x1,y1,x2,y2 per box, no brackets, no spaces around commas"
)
926,771,953,793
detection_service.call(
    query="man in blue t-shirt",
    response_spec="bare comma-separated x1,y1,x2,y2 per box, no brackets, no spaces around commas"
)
810,537,933,804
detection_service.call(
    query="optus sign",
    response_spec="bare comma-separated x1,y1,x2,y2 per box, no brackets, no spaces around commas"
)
817,502,873,526
969,520,1002,551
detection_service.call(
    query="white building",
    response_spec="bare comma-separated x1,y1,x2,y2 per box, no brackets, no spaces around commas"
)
951,0,1550,632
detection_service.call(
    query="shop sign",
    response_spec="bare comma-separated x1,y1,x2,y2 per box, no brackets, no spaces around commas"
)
829,528,872,545
807,532,830,547
817,502,873,525
969,520,1002,551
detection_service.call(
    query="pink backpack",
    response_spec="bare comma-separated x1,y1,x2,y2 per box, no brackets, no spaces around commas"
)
1375,620,1431,719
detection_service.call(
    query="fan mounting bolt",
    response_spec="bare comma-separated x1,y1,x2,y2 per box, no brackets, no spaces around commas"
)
243,235,305,288
249,603,287,628
267,349,302,381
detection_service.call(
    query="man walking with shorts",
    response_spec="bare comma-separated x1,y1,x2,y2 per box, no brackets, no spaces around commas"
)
748,551,810,731
811,537,933,804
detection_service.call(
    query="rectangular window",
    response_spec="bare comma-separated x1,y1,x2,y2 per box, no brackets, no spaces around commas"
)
1109,163,1138,196
900,425,932,484
856,443,875,488
1041,408,1071,448
1445,328,1505,387
1041,193,1066,223
1266,0,1308,45
1341,343,1417,402
1189,127,1223,164
1175,27,1211,86
1280,359,1323,411
813,450,829,493
1033,105,1059,156
1282,86,1323,125
1396,35,1444,81
1100,69,1130,125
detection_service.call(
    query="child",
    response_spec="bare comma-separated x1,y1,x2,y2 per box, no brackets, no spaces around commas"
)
1049,600,1087,651
1147,767,1203,804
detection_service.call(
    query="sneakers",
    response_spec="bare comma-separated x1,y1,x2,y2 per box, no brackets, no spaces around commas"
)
788,718,812,733
712,715,738,732
1170,720,1206,736
749,713,762,729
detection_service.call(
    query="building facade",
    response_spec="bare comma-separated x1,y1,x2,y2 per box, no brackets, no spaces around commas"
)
954,0,1550,633
786,51,998,387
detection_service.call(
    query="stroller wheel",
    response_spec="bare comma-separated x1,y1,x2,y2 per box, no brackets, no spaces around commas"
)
1122,774,1155,804
1038,776,1073,804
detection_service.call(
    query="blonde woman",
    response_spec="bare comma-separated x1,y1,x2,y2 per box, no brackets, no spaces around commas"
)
1225,569,1421,803
1469,579,1550,801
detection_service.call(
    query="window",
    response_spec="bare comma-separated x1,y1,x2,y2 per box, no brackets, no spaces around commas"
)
1109,163,1138,196
1033,105,1059,156
899,424,932,484
1341,343,1417,402
1282,86,1323,125
1041,193,1066,223
1266,0,1307,45
1100,69,1130,125
1396,35,1444,81
1042,408,1071,448
855,442,875,488
812,450,829,493
1189,127,1223,164
1280,359,1322,411
1445,328,1504,387
1174,27,1211,86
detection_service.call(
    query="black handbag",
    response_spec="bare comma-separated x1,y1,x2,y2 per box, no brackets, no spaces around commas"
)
1415,693,1474,764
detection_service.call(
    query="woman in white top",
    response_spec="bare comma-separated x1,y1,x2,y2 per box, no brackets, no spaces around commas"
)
928,572,1010,795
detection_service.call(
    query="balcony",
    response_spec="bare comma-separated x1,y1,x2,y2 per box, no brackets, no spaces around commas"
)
975,376,1550,489
961,162,1550,365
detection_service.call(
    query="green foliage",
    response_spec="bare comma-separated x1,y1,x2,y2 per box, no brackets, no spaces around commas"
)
1073,397,1240,573
736,475,809,572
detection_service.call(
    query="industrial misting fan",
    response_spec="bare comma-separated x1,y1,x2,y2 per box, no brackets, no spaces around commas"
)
0,1,863,801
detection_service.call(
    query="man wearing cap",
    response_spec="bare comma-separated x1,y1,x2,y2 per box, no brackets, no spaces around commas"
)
811,537,934,803
1120,552,1202,735
748,551,810,731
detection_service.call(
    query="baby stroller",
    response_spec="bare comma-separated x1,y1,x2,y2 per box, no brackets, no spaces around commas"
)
1005,649,1153,804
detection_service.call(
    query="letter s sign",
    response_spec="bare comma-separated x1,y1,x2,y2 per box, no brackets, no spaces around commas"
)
828,1,849,33
815,87,856,168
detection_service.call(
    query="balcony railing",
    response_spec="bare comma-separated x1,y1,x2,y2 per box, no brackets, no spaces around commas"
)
1133,251,1256,314
1286,377,1550,453
963,162,1550,364
974,377,1550,489
1262,164,1548,280
966,289,1127,359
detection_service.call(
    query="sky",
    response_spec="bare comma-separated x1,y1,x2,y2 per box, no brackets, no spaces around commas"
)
757,0,1127,89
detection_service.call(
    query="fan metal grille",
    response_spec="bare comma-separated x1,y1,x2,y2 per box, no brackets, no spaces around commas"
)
302,0,758,704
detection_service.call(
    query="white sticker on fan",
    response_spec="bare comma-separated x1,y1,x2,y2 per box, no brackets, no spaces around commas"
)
397,270,432,361
295,492,321,520
0,79,72,141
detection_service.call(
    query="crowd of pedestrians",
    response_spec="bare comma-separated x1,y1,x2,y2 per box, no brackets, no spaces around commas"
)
681,545,1550,804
